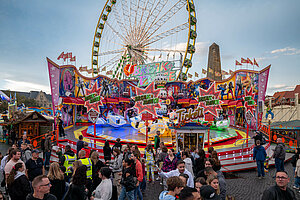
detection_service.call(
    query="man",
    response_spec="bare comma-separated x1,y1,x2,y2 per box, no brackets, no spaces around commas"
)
253,140,267,179
26,175,57,200
159,176,184,200
196,158,214,179
154,131,161,154
130,152,143,200
253,131,263,146
78,150,93,197
200,185,220,200
60,145,76,179
179,187,201,200
204,167,226,200
18,134,31,148
112,138,122,151
159,160,194,188
4,149,26,181
57,116,65,138
26,149,45,182
82,142,91,158
44,133,52,169
76,135,84,158
261,171,296,200
21,143,32,163
272,138,286,172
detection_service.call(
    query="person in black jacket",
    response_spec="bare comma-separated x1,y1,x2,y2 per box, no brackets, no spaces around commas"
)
7,163,32,200
48,162,65,200
76,135,84,158
261,171,296,200
118,158,136,200
63,165,88,200
112,138,122,151
103,140,112,162
26,175,57,200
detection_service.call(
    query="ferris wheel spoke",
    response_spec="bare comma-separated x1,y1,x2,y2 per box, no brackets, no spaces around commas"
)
137,0,168,43
111,6,130,39
99,54,122,70
140,0,186,43
144,22,189,46
145,48,186,53
105,21,127,44
121,0,132,42
98,49,125,56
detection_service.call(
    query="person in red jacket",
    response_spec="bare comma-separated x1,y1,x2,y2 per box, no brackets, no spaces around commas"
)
82,142,91,158
131,152,144,200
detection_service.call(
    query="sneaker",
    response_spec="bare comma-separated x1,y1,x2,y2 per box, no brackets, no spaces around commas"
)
293,186,299,189
258,177,262,180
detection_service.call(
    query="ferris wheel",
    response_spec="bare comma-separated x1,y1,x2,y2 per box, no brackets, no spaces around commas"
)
91,0,197,81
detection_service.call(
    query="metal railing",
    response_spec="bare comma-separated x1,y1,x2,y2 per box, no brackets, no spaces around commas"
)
234,138,254,156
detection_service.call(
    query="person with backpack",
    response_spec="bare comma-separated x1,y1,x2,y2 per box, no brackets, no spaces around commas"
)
253,140,267,179
292,148,300,189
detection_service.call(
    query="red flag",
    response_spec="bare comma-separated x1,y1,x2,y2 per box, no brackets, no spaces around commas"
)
63,53,68,61
202,69,207,74
67,52,72,58
229,70,233,74
241,58,248,64
70,56,76,62
247,58,253,65
235,60,242,65
253,58,259,67
57,52,64,60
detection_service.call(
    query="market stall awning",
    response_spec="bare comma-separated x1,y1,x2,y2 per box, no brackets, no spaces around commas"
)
104,98,119,104
221,100,230,105
237,101,243,108
118,97,130,103
189,99,199,105
177,99,190,104
228,100,238,107
62,97,85,105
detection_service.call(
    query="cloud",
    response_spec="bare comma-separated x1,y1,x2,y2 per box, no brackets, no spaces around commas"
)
1,79,50,94
266,84,295,95
270,47,300,55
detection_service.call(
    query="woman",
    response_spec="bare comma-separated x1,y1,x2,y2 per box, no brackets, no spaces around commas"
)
64,165,88,200
194,149,206,175
182,151,194,177
110,148,123,196
119,158,136,200
103,141,112,162
161,149,178,173
7,163,31,200
91,167,113,200
72,160,83,176
194,177,207,194
48,162,66,200
206,175,220,195
211,150,222,172
144,144,155,183
90,151,105,192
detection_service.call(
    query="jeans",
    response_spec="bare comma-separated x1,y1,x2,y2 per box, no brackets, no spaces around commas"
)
140,176,146,192
44,151,51,167
295,176,300,188
256,160,265,177
275,158,284,172
134,182,143,200
118,186,135,200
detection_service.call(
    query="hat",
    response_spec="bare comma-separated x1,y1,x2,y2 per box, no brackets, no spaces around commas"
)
200,185,220,200
32,149,40,154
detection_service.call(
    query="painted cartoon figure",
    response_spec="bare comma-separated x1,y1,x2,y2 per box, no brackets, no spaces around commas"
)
265,106,274,119
227,82,234,99
100,80,110,97
76,76,85,97
217,83,227,100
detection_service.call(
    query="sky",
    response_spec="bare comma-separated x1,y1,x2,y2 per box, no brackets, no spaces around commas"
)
0,0,299,95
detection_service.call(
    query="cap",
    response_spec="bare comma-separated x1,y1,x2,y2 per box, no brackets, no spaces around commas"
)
32,149,40,154
200,185,220,200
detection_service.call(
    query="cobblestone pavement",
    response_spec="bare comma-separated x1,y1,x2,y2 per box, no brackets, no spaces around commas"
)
144,162,300,200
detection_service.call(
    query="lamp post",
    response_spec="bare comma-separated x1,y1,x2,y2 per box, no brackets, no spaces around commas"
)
268,116,271,144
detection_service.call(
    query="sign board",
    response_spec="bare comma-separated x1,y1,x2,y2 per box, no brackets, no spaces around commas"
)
245,110,253,124
142,112,155,121
131,61,177,86
88,110,99,123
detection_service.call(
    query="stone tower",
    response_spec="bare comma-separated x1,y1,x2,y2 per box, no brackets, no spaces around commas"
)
207,43,222,81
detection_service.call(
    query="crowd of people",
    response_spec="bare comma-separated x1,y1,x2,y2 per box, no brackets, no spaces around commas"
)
0,130,298,200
